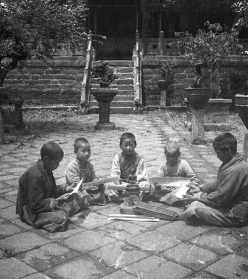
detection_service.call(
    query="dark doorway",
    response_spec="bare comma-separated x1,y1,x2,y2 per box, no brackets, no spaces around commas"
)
89,3,137,60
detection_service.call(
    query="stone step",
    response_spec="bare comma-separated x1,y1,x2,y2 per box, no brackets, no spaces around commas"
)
116,78,133,85
90,100,134,107
91,85,134,91
22,104,135,114
5,74,81,80
2,85,81,92
92,89,133,96
112,84,134,91
91,78,133,85
22,104,79,111
4,80,78,86
115,67,133,73
94,60,133,67
90,94,133,101
116,73,133,79
89,106,134,114
7,69,84,76
23,58,85,67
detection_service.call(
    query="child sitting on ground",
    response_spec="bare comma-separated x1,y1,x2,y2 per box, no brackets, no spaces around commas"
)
106,132,153,201
159,140,196,178
65,137,105,204
156,140,199,204
16,141,89,233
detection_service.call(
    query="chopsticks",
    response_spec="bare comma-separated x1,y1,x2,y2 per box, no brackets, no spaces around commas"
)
108,214,160,222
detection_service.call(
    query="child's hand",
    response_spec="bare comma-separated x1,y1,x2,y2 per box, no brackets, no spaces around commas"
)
108,189,119,197
65,185,74,193
188,184,201,194
184,192,202,201
50,198,59,209
139,181,151,192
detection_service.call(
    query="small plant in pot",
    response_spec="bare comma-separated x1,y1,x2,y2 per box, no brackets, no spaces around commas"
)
92,61,117,87
91,61,118,130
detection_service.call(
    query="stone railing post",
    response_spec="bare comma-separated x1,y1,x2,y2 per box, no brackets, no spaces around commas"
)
133,30,143,111
80,32,93,111
159,30,164,56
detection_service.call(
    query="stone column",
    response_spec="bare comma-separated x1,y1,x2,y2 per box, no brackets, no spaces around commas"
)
191,108,206,144
159,30,164,56
158,80,167,107
185,88,209,145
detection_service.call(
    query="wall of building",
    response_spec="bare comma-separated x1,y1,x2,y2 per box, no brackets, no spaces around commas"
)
3,45,86,105
142,55,248,107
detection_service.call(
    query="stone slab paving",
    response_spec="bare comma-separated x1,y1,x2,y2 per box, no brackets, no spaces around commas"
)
0,111,247,278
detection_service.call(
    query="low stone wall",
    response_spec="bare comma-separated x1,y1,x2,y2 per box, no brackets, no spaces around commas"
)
4,54,86,105
142,55,248,107
4,54,248,107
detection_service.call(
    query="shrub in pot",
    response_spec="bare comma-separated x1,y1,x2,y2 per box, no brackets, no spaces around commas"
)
183,21,242,101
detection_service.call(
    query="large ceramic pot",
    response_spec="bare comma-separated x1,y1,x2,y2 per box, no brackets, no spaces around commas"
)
91,87,117,130
184,88,210,109
235,94,248,129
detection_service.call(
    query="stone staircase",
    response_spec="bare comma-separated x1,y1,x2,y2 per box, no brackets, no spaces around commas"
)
89,60,135,113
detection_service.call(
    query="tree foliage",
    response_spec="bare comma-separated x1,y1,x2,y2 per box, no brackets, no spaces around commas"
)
162,0,234,10
0,0,88,85
183,21,242,70
233,0,248,27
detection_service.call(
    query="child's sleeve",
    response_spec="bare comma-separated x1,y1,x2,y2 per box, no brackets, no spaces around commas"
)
136,157,149,182
26,173,55,213
65,161,80,186
110,154,121,179
181,159,196,178
89,163,97,181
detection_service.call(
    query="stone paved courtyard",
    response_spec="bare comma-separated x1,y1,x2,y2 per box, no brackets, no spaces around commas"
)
1,111,248,279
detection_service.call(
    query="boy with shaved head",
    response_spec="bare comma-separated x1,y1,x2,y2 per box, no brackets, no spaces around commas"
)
159,140,195,178
16,141,89,232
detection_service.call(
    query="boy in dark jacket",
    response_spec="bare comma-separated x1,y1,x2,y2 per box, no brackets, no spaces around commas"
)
16,141,89,232
182,133,248,227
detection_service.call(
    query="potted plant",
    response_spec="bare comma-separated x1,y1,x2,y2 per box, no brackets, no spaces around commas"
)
158,62,174,107
91,61,118,129
92,61,117,88
183,21,242,107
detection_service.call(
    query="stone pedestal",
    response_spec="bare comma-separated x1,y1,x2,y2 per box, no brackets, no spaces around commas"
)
185,88,210,144
191,108,206,144
0,87,24,144
243,133,248,161
158,80,168,107
92,87,117,130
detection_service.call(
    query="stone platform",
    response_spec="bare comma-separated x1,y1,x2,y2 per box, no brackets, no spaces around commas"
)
0,111,247,279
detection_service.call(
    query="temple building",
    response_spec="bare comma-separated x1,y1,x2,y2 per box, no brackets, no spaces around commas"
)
4,0,248,110
87,0,236,59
